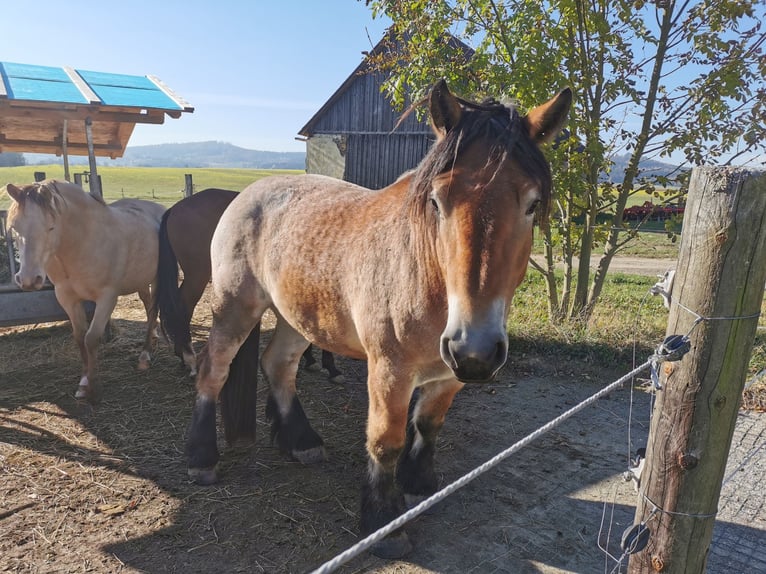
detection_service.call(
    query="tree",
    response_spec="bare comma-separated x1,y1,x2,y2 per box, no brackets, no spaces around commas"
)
0,152,26,167
366,0,766,321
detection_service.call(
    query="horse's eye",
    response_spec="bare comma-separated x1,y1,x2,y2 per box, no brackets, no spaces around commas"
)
526,199,541,216
430,198,440,214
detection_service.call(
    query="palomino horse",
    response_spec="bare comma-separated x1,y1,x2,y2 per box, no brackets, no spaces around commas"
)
154,187,342,380
5,180,166,403
186,81,571,556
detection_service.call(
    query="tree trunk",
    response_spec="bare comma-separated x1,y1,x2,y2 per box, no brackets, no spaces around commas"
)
628,167,766,573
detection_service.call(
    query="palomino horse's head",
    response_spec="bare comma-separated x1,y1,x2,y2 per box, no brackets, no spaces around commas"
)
5,182,63,291
412,80,571,382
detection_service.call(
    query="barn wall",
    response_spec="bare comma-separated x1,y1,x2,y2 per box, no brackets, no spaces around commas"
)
305,135,346,179
344,133,433,189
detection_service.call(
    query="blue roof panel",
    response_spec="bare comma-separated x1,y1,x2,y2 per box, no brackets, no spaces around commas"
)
0,61,186,111
1,62,88,104
76,69,181,109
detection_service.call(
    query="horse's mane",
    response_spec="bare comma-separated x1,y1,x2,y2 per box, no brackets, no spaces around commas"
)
407,97,552,222
8,180,105,222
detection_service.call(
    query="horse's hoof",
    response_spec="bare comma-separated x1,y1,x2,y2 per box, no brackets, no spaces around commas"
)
304,362,321,372
404,493,427,509
292,445,327,465
368,531,412,559
137,351,152,371
328,374,345,384
188,466,218,485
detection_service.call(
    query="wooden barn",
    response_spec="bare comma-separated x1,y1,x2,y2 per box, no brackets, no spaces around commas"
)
298,36,435,190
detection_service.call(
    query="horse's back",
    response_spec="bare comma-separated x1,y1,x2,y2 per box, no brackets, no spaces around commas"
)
210,174,403,359
102,198,166,293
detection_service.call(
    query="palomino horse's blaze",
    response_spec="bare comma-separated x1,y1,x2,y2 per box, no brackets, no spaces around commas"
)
185,81,571,556
5,180,166,402
154,187,342,380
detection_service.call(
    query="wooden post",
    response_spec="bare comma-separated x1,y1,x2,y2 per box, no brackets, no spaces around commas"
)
184,173,194,197
628,167,766,573
84,117,102,198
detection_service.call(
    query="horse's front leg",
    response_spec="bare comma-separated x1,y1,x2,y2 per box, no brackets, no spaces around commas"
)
397,378,463,507
361,361,413,558
262,319,326,463
55,287,90,398
137,285,158,371
78,293,119,403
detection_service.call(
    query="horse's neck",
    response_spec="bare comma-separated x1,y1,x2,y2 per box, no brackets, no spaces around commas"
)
376,178,446,300
54,190,109,253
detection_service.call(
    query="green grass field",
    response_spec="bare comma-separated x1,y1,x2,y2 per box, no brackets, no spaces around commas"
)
0,165,303,210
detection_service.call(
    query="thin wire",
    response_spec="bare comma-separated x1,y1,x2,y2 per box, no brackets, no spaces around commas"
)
640,491,718,519
310,359,654,574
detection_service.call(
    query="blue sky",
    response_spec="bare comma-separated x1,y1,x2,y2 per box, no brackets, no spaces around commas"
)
3,1,390,152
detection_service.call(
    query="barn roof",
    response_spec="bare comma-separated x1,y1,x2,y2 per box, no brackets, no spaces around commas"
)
0,61,193,158
298,31,474,138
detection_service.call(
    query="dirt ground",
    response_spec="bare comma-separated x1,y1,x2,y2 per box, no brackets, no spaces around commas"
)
1,278,763,573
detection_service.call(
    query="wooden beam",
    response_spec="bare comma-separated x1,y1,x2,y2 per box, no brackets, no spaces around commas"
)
0,102,167,125
0,135,124,155
63,67,101,104
147,74,195,113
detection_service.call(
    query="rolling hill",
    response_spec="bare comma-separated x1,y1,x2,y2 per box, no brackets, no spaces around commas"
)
24,141,306,170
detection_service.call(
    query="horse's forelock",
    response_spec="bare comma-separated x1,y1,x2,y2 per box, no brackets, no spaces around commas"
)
13,182,65,220
409,99,552,220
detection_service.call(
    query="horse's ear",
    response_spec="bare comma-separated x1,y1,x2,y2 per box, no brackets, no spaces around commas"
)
6,184,25,203
429,79,463,138
524,88,572,144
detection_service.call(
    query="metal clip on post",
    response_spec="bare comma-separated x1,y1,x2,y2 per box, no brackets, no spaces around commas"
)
649,334,691,390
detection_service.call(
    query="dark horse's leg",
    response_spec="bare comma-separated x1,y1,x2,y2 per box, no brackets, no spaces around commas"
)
321,350,344,383
301,346,344,383
396,379,464,507
262,315,326,464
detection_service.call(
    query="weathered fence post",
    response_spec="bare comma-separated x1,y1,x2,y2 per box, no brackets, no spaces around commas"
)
628,167,766,573
184,174,194,197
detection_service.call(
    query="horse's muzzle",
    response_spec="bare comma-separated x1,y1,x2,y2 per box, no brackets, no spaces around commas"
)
440,335,508,383
14,272,45,291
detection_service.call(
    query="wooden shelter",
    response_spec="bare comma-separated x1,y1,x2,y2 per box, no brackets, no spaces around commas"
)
0,61,192,326
298,36,436,190
0,61,193,194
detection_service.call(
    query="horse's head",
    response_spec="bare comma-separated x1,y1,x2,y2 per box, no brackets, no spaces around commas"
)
414,80,571,382
5,182,62,291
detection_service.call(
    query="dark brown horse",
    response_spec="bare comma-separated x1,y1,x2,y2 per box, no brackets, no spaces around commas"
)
154,187,342,380
185,81,571,557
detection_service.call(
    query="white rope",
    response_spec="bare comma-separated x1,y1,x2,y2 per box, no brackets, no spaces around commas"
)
310,358,654,574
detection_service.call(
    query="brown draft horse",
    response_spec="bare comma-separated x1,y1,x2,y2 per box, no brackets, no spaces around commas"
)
154,187,342,380
5,180,165,402
185,81,571,557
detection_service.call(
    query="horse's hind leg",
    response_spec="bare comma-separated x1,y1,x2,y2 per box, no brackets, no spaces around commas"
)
137,285,158,371
262,316,326,464
186,302,264,485
177,271,209,375
396,379,464,508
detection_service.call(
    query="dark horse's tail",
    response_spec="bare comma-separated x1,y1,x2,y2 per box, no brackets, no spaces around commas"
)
220,324,261,444
155,208,190,351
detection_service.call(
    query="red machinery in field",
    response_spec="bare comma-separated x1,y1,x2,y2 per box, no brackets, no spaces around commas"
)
623,201,685,221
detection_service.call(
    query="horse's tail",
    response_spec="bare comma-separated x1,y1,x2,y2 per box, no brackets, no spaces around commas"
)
220,324,260,445
154,209,190,348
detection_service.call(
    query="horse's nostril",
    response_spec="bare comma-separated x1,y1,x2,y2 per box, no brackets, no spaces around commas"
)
440,337,457,369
